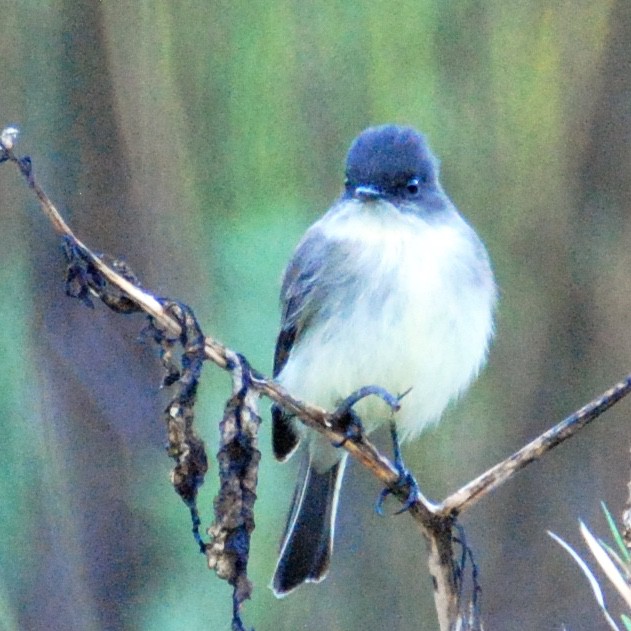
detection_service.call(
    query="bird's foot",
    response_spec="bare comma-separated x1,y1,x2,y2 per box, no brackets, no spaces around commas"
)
330,385,400,448
375,419,420,515
330,407,364,448
375,467,421,515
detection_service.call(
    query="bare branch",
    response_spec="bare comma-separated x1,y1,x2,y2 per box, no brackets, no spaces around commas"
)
440,374,631,516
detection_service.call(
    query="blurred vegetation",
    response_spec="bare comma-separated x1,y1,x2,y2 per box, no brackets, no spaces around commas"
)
0,1,630,629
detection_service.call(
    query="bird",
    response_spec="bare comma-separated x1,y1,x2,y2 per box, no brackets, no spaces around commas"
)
270,124,497,597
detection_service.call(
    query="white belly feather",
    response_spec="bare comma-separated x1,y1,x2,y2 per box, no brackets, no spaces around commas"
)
278,199,496,447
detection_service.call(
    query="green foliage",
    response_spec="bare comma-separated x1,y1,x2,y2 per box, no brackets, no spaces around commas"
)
550,504,631,631
602,501,631,565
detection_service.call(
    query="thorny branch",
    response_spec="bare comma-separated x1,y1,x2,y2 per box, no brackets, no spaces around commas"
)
3,127,631,631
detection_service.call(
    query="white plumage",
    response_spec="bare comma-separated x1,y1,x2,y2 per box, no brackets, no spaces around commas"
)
278,196,495,448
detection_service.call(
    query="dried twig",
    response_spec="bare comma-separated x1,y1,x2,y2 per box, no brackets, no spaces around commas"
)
439,374,631,516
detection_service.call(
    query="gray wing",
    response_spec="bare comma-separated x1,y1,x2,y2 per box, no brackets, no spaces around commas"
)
272,225,351,460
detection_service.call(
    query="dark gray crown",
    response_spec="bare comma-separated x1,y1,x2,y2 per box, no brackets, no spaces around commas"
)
345,125,439,194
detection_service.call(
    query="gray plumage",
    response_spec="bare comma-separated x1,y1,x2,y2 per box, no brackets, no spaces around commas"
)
271,125,497,596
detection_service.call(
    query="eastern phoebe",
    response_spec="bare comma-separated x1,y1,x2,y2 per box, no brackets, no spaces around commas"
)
271,124,496,596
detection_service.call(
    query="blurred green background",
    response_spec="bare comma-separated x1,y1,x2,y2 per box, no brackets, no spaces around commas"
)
1,1,630,629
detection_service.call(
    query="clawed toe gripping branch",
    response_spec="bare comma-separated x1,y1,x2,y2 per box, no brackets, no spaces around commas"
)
3,128,631,631
330,384,400,446
328,387,422,516
375,418,423,516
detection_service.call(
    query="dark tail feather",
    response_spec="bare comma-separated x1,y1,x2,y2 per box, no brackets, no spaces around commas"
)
271,453,347,597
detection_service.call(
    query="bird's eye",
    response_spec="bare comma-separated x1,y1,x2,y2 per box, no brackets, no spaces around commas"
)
406,178,420,196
